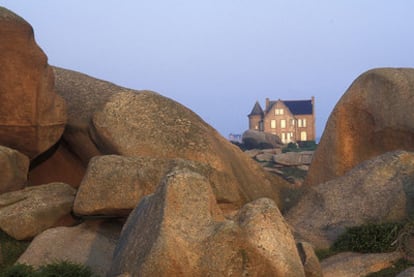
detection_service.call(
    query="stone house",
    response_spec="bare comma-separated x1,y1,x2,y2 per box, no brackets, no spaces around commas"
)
248,97,315,143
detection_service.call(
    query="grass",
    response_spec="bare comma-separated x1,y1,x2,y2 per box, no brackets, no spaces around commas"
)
315,222,404,261
331,222,404,253
0,230,31,271
315,221,414,276
0,230,96,277
0,261,96,277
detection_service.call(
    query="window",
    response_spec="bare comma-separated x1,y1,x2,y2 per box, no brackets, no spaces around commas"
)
303,119,307,127
301,131,307,141
280,119,286,129
286,133,293,143
275,108,284,115
271,119,276,129
298,119,302,127
281,133,286,143
291,119,295,126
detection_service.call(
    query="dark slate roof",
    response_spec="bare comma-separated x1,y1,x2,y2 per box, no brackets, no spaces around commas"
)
284,100,313,115
248,101,264,116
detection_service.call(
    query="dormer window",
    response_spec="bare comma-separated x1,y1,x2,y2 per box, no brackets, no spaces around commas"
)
275,108,284,115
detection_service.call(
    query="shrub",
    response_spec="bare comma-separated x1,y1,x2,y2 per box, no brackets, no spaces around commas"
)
0,264,35,277
282,142,298,153
36,261,94,277
332,222,403,253
0,230,31,270
297,140,317,150
316,221,414,275
0,261,95,277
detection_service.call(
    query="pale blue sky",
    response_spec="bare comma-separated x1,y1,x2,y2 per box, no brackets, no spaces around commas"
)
2,1,414,138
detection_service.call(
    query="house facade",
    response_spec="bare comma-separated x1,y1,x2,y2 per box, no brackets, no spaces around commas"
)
248,97,315,144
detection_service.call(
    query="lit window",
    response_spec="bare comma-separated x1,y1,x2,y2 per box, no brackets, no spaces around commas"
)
281,119,286,128
303,119,307,127
291,119,295,126
281,133,286,143
271,120,276,129
275,108,284,115
298,119,302,127
301,131,307,141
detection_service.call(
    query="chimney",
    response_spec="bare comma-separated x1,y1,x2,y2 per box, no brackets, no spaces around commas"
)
265,98,270,111
311,96,315,112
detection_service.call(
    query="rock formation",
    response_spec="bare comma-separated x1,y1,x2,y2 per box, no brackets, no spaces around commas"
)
297,241,323,277
73,156,241,216
273,151,313,166
286,151,414,249
321,252,402,277
109,168,306,276
0,182,76,240
397,267,414,277
0,146,29,193
306,68,414,186
242,129,283,149
0,7,66,159
52,66,135,165
17,221,122,277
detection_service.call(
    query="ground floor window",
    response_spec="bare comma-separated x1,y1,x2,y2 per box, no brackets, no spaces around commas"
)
300,131,307,141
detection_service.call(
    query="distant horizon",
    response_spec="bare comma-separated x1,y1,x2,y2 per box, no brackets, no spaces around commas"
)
2,1,413,139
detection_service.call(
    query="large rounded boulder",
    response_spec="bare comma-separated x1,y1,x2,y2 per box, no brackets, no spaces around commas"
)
0,7,66,159
288,151,414,249
306,68,414,186
52,66,135,165
242,129,283,150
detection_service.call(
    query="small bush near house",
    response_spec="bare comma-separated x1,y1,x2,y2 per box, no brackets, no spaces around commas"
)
282,141,317,153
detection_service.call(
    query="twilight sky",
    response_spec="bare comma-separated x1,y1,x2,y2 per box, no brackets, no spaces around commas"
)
2,1,414,139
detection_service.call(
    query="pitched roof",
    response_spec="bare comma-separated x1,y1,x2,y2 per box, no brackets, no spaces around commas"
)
283,100,313,115
248,101,264,116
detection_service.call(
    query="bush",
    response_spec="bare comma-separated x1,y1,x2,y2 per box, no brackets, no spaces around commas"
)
282,142,298,153
282,141,317,153
332,222,403,253
0,261,95,277
0,264,35,277
297,140,317,150
0,230,31,270
37,261,94,277
316,221,414,276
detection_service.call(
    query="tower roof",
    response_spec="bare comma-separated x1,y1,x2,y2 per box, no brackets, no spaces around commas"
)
248,101,264,116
